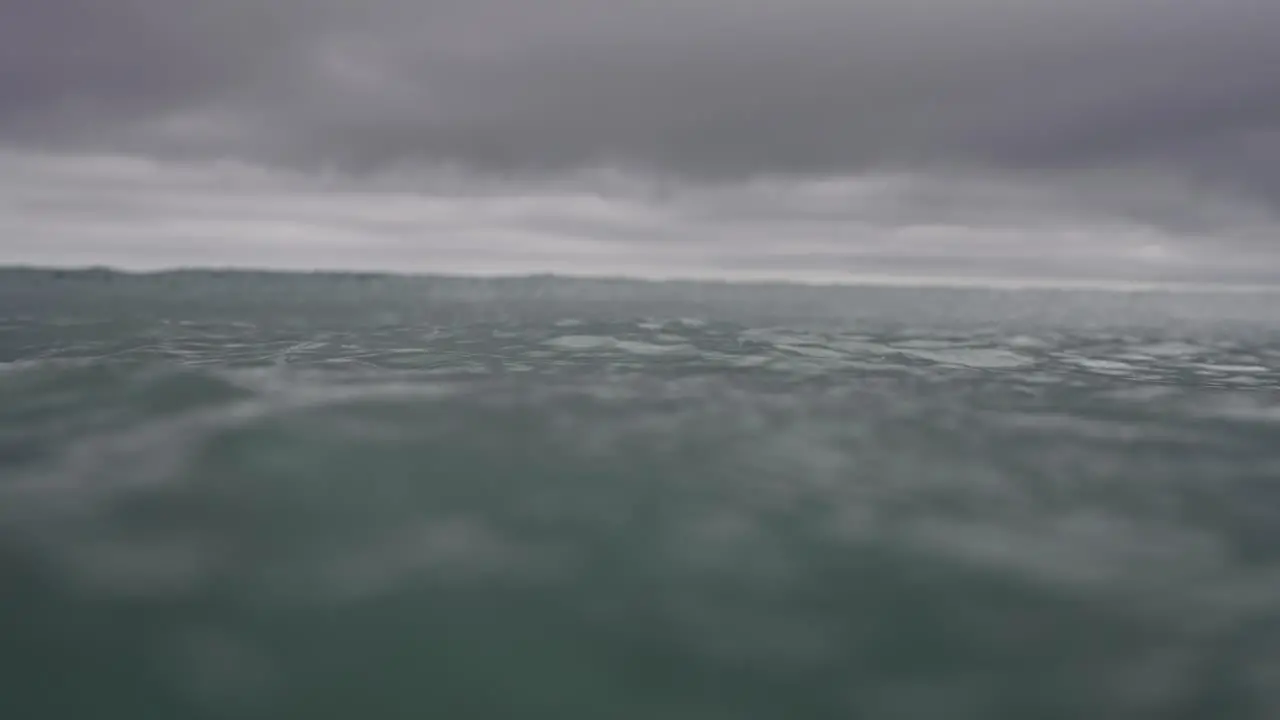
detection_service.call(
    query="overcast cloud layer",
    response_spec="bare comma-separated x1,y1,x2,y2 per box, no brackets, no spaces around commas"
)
3,0,1280,283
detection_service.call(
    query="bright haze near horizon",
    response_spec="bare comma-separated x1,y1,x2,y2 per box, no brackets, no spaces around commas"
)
3,0,1280,287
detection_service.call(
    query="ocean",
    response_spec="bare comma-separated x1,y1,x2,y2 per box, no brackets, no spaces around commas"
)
2,267,1279,719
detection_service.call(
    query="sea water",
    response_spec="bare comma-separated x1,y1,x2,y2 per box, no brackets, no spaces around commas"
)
2,268,1280,719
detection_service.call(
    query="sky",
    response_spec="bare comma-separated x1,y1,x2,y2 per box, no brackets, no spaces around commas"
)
3,0,1280,285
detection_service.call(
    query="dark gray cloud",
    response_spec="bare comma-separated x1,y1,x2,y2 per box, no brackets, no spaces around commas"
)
3,1,1279,205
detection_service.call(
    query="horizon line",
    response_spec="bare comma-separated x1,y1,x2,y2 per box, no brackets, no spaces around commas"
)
4,262,1280,295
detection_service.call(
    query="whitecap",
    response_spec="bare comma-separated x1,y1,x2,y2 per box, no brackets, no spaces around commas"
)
1067,358,1136,374
1190,363,1270,374
900,348,1035,369
774,344,849,360
1130,342,1207,358
543,335,618,351
614,340,697,356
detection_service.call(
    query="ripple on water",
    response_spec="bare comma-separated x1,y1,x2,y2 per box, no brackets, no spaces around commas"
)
2,306,1280,718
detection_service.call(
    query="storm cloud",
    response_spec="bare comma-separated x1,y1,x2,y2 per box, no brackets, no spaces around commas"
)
2,0,1280,280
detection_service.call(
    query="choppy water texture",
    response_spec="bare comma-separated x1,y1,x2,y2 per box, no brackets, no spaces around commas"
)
3,268,1280,719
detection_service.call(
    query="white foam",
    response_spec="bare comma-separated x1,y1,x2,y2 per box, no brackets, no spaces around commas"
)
543,335,617,351
1190,363,1270,374
900,348,1035,369
614,340,696,356
544,335,695,356
1131,342,1207,358
1068,358,1136,374
774,344,849,360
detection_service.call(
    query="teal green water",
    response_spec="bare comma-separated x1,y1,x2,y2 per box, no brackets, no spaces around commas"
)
3,269,1280,718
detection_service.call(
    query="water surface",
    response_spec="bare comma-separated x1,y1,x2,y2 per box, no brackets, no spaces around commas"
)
3,269,1280,719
